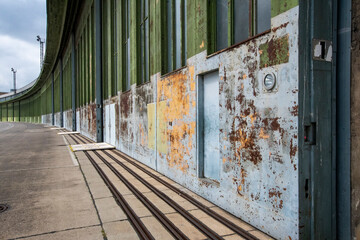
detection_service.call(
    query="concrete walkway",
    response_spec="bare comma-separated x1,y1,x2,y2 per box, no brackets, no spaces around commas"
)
0,122,272,240
0,123,104,239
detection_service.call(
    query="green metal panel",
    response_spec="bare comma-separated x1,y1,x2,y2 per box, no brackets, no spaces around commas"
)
1,104,6,121
54,68,60,113
271,0,298,17
102,0,108,99
130,0,139,86
187,0,207,59
115,0,122,92
91,6,96,101
149,0,161,75
14,101,19,122
7,103,13,122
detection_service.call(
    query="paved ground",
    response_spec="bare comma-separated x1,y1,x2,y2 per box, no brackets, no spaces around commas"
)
0,122,272,240
0,123,104,239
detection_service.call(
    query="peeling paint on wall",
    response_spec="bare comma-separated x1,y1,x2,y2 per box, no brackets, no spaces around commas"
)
259,35,290,68
147,103,155,150
157,70,196,173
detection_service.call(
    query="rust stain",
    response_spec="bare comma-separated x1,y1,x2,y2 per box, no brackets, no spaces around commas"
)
289,138,297,159
289,104,298,116
269,188,284,210
120,91,132,139
90,103,96,137
272,22,290,32
115,100,119,140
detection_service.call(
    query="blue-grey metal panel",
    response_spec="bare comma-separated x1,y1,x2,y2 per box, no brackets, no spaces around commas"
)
175,0,181,69
167,0,173,72
216,0,228,51
256,0,271,34
234,0,249,43
203,71,220,180
95,0,103,142
336,0,351,238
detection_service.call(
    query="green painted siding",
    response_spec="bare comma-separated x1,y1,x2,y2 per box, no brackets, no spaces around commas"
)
7,103,13,122
1,104,7,122
271,0,298,17
14,101,19,122
187,0,207,59
54,65,60,113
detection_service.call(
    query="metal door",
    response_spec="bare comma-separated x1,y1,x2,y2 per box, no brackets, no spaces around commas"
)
203,71,220,180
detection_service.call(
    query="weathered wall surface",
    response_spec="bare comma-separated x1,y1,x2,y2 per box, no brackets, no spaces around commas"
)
0,1,300,239
76,103,97,141
71,4,299,240
352,0,360,238
41,114,52,125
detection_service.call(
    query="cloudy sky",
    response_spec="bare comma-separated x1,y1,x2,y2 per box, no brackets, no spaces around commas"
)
0,0,46,93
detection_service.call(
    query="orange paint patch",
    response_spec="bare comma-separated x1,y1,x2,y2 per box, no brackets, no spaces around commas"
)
157,70,196,173
259,128,270,139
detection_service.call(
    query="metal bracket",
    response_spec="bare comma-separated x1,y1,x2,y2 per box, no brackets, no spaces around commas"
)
304,122,316,145
312,39,332,62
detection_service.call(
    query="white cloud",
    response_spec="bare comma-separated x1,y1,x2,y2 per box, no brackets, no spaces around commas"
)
0,34,40,92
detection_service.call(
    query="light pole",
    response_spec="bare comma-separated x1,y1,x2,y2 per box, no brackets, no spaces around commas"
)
11,68,16,94
37,35,44,70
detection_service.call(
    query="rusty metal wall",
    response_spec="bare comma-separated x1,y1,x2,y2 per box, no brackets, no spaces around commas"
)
65,4,299,239
32,2,300,239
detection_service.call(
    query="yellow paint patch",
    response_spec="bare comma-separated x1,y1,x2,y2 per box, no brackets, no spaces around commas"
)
156,101,168,154
249,114,257,124
199,40,204,48
222,157,227,163
147,103,155,149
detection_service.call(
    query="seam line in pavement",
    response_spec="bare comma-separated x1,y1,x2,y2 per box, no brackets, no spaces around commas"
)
8,224,101,239
62,135,79,166
0,165,76,173
69,137,108,240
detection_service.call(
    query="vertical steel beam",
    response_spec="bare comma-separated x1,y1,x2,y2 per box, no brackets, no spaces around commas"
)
60,58,64,127
336,0,351,238
299,0,337,239
71,33,77,131
52,72,54,125
95,0,103,142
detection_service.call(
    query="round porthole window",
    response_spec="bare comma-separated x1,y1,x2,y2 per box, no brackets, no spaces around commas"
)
264,73,276,91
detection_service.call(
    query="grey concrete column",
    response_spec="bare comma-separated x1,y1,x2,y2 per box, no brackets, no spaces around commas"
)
51,72,54,126
95,0,103,142
71,33,76,131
